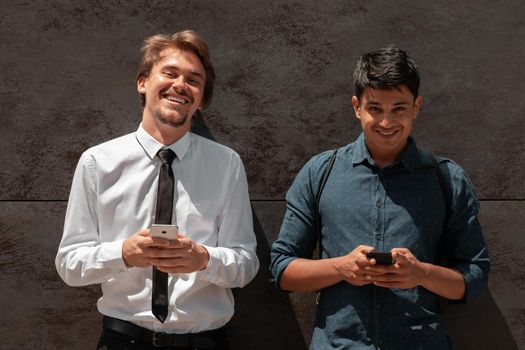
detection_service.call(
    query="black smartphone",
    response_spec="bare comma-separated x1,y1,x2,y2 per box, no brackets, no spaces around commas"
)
366,252,394,265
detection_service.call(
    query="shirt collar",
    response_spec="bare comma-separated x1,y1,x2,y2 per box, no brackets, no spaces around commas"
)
351,133,421,172
352,133,373,166
135,124,192,161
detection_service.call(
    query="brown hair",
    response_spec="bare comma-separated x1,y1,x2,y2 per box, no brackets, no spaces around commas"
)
137,30,215,109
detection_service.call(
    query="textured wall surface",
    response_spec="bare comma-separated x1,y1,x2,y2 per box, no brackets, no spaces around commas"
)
1,1,524,349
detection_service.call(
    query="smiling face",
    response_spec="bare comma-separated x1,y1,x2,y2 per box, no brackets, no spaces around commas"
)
352,85,422,167
138,47,206,143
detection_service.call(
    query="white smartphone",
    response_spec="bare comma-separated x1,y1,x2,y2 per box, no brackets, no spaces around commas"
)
150,224,179,240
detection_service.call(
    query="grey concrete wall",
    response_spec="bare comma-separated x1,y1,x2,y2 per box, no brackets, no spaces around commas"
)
1,1,523,349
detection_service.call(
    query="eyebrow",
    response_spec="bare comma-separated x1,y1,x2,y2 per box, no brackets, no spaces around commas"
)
366,100,410,106
162,65,205,80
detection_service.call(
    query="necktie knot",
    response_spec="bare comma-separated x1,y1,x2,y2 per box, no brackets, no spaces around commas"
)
157,148,175,165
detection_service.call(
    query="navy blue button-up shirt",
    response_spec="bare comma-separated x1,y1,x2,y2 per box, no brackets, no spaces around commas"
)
270,133,490,349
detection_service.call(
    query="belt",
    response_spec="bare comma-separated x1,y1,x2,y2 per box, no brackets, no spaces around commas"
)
103,316,224,348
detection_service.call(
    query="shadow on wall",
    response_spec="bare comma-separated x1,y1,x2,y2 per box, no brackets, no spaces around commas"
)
192,113,309,349
442,295,519,350
229,212,308,349
192,113,519,350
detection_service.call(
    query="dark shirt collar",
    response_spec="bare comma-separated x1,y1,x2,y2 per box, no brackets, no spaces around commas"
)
352,133,423,172
352,133,372,166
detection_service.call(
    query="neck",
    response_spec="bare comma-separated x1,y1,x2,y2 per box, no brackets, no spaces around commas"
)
372,158,394,169
142,118,191,146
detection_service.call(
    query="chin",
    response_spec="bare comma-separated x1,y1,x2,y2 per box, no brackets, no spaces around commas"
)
156,113,188,128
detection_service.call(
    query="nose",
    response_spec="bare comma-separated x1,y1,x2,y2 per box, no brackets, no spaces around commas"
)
172,75,186,91
378,113,395,127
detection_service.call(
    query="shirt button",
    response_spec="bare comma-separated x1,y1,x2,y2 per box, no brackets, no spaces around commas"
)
375,234,382,241
376,200,383,208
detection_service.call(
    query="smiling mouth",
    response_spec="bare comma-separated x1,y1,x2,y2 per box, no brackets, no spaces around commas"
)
376,129,399,136
163,93,190,105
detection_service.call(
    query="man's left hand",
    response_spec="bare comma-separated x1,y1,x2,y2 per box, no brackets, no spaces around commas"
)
149,233,210,274
365,248,428,289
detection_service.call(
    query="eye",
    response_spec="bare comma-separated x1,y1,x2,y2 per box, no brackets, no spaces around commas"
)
393,106,407,113
163,71,173,77
188,77,203,87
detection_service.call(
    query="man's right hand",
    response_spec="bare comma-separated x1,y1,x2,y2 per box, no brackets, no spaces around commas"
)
333,245,377,286
122,229,169,268
280,244,378,292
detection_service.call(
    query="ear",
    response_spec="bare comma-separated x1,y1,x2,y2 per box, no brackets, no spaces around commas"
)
137,76,147,94
413,95,423,119
351,96,361,120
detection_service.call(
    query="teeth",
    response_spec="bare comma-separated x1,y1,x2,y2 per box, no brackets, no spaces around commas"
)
379,130,396,136
165,95,186,104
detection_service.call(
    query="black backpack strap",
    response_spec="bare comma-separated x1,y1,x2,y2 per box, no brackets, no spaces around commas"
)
429,153,451,226
429,153,453,269
315,149,338,257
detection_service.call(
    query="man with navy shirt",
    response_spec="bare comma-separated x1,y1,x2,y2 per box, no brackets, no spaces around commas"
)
270,46,490,349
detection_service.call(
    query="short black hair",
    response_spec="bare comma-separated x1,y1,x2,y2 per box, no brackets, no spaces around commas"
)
353,45,420,100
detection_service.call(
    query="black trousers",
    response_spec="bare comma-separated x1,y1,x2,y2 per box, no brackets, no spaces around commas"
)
97,317,229,350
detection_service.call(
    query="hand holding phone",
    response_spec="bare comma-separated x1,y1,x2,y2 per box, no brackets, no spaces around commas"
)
365,252,394,265
150,224,179,240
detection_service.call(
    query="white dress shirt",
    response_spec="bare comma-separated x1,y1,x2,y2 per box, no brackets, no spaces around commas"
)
56,125,259,333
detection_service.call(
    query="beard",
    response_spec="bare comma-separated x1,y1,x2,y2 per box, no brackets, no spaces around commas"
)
154,108,188,128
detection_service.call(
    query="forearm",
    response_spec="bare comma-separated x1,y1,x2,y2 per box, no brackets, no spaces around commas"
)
419,262,466,300
280,257,345,292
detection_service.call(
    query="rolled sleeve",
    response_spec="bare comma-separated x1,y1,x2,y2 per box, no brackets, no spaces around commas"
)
443,164,490,301
270,153,332,289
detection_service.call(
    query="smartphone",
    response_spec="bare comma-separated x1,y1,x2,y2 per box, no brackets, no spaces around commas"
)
150,224,179,240
366,252,394,265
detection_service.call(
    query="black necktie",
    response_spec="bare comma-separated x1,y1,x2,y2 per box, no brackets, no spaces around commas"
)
152,148,175,323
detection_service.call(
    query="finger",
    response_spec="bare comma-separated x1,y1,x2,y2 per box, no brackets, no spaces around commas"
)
358,245,375,253
391,252,410,266
151,247,191,258
150,239,184,249
166,239,190,248
391,248,411,257
150,237,171,247
373,281,403,288
137,229,153,236
371,273,404,283
344,275,371,285
364,266,394,275
150,257,187,267
357,254,376,266
158,266,196,274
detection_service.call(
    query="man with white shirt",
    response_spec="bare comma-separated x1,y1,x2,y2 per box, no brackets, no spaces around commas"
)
56,30,259,350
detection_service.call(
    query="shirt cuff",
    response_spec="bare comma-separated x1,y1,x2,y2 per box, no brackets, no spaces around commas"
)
272,256,298,291
100,238,129,271
196,245,221,283
453,263,487,302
